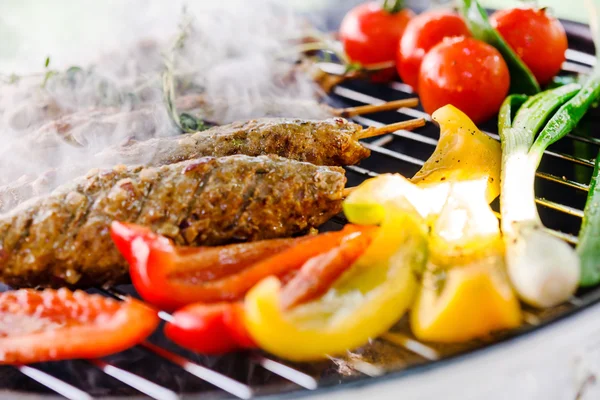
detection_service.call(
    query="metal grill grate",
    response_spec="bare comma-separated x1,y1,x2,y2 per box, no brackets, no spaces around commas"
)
2,42,600,400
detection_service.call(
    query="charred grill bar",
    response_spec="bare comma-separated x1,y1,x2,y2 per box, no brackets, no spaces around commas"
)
1,36,599,400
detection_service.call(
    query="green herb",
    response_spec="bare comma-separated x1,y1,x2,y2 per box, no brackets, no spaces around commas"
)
457,0,540,95
44,56,50,68
180,113,208,132
161,9,207,133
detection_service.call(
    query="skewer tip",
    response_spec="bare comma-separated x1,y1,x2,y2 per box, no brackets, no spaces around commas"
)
359,118,426,139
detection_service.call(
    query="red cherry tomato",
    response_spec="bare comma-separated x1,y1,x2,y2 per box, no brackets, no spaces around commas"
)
340,2,415,68
397,10,471,91
490,7,567,85
418,37,510,124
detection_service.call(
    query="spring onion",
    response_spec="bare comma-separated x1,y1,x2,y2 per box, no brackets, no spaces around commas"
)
499,84,583,308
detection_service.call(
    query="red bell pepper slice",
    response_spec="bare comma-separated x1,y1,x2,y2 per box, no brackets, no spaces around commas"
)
163,226,378,354
0,288,159,364
111,222,369,311
164,302,256,354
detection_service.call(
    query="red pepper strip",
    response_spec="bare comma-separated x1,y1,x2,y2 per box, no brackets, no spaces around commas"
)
0,288,159,364
164,226,378,354
111,222,300,282
280,226,377,309
111,222,368,310
164,302,256,354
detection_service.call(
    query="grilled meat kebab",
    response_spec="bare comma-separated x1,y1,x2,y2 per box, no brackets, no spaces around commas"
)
0,117,368,212
0,155,346,288
98,117,370,167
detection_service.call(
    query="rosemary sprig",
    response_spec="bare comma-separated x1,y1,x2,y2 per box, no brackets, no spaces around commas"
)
161,9,208,133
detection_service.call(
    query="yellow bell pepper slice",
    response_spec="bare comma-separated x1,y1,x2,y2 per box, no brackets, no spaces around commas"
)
343,174,441,225
410,179,521,343
244,200,428,361
344,105,501,227
411,104,502,204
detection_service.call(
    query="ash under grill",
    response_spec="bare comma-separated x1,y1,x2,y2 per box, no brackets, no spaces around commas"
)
2,24,600,400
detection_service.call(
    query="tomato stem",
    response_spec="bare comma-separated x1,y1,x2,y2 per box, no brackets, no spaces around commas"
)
382,0,405,14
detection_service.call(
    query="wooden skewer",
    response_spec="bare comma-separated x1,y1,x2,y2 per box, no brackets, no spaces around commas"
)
359,118,426,139
334,98,419,118
342,187,356,198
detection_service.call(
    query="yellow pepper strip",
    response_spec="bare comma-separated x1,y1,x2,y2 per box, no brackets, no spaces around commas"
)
411,104,502,203
244,200,428,362
410,179,521,343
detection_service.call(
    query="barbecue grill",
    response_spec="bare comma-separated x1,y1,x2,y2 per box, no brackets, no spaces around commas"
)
1,16,599,400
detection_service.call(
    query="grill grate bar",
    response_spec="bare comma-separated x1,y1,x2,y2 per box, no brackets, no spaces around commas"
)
381,333,440,361
328,356,385,377
100,287,321,395
141,342,254,399
535,171,589,191
566,48,597,66
362,142,424,166
535,198,584,218
17,366,93,400
337,83,600,159
251,355,318,390
89,359,180,400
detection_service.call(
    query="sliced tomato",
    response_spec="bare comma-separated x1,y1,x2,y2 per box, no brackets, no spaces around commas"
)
0,288,159,364
111,222,370,311
165,302,256,354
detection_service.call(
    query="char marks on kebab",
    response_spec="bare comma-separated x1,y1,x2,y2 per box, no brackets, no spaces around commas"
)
0,155,347,288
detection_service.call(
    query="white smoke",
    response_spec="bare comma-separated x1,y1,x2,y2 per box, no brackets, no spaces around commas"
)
0,0,329,209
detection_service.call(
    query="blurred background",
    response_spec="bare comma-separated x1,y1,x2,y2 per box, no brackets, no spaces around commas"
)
0,0,587,74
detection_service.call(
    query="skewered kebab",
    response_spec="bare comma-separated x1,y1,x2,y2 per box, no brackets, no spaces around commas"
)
96,117,423,167
28,96,419,149
0,154,346,288
0,117,424,212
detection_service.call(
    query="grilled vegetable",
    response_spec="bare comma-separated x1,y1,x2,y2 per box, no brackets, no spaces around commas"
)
111,222,370,310
577,150,600,287
279,227,375,309
244,200,428,361
0,289,159,364
165,302,256,354
0,155,346,288
412,104,502,203
344,104,502,225
164,227,375,354
410,179,521,342
340,0,414,73
397,10,471,91
490,7,568,86
499,84,586,308
457,0,540,95
418,37,510,124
